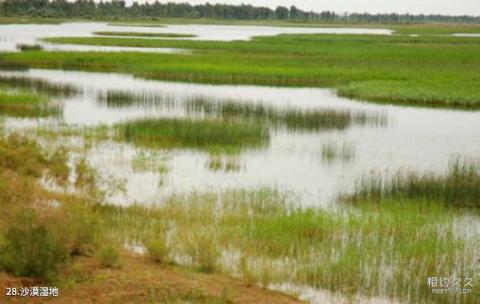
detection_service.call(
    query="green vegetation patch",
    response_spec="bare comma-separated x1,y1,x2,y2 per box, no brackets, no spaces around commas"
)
99,189,478,304
100,91,386,131
0,130,477,303
345,158,480,208
0,88,54,117
3,33,479,109
117,118,269,153
94,31,196,38
338,80,480,108
0,133,101,281
0,76,75,117
391,23,480,35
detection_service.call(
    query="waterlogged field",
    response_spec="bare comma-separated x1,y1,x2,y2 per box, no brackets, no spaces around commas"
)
0,22,479,304
1,22,480,108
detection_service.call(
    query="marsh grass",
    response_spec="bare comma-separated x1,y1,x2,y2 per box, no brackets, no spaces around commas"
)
100,91,387,131
0,133,102,281
16,44,43,51
94,31,196,38
98,189,478,304
117,118,269,153
131,151,170,173
10,33,480,108
0,76,76,117
321,141,356,162
6,127,471,302
346,158,480,207
0,76,76,96
0,87,50,117
207,155,241,172
97,243,121,268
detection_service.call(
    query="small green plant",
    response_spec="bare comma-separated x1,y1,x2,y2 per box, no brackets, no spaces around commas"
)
346,157,480,207
207,155,241,172
46,147,70,186
146,234,170,265
75,157,97,193
97,244,121,268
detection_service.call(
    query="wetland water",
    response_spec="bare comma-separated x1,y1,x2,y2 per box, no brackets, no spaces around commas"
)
1,68,479,206
0,22,392,52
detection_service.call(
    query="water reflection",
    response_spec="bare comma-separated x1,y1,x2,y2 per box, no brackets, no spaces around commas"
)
0,22,392,53
0,68,479,207
98,90,387,132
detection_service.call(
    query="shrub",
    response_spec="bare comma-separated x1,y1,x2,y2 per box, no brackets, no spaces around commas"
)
16,44,43,52
97,244,121,268
62,202,100,257
0,210,69,281
0,133,47,177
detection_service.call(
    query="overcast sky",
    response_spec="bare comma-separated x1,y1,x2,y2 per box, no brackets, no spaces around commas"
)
124,0,480,16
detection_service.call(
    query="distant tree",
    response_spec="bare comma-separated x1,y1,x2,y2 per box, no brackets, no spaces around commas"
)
0,0,478,24
275,6,289,20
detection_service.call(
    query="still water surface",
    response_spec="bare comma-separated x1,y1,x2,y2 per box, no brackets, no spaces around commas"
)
1,68,479,206
0,22,392,53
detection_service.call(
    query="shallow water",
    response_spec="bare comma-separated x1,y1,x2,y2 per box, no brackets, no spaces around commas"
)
0,22,392,53
1,68,479,206
452,33,480,37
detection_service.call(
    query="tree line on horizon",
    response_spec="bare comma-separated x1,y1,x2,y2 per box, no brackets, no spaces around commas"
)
0,0,479,24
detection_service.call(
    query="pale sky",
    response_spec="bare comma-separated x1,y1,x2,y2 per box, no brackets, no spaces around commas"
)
124,0,480,16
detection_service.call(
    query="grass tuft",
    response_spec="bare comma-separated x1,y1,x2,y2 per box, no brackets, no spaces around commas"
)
117,118,269,153
345,157,480,207
97,244,122,268
100,91,387,131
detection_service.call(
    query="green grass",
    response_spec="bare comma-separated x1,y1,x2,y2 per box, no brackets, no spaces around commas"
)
109,18,480,33
0,130,478,302
2,33,480,108
98,190,479,304
94,31,196,38
0,76,75,117
99,91,386,131
0,76,76,96
391,23,480,35
0,88,53,117
2,15,480,33
117,118,269,153
0,88,46,105
345,158,480,208
0,133,101,281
